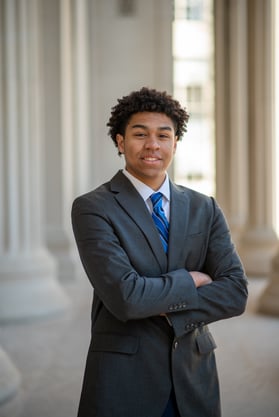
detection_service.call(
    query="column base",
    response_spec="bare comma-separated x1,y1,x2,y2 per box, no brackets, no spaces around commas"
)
0,250,70,323
55,250,80,282
238,228,278,276
0,346,20,405
257,250,279,316
46,227,80,282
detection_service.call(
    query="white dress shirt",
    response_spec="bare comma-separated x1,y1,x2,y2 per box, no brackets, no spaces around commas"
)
122,169,170,221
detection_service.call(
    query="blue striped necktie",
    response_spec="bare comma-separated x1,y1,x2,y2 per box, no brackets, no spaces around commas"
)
150,192,169,254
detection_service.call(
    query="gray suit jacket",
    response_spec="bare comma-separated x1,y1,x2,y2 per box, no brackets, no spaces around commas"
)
72,170,248,417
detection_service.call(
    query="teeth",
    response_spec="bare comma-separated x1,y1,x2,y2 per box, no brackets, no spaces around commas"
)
144,157,157,161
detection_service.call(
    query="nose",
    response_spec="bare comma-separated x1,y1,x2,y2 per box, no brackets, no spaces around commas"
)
144,134,160,150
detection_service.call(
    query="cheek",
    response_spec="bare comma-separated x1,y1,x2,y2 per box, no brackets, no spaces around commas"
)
164,144,176,157
125,143,142,156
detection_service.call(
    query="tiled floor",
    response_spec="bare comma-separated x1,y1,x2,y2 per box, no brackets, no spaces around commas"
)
1,277,279,417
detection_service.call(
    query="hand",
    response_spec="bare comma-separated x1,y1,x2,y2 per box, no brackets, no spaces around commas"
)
189,271,212,288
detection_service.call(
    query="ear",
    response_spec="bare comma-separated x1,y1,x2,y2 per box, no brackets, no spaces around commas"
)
173,136,178,153
116,134,125,154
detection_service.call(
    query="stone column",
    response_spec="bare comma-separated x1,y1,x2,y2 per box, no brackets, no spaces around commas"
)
215,0,278,276
0,1,21,410
0,0,69,321
214,0,249,246
41,0,81,282
257,0,279,315
258,254,279,315
238,0,278,276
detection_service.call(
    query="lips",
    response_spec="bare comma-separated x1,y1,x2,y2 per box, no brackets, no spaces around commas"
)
142,156,161,161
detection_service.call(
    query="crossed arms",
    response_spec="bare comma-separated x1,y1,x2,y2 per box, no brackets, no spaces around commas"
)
72,193,248,337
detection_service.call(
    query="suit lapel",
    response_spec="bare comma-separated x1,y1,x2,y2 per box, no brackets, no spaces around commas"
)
168,182,189,271
110,171,168,272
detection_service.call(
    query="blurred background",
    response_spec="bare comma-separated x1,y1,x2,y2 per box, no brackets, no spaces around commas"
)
0,0,279,416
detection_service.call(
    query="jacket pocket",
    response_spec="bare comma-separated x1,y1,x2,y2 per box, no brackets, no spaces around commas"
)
196,331,217,355
91,333,139,355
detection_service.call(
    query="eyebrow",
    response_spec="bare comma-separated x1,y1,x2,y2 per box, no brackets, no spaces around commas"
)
131,124,173,131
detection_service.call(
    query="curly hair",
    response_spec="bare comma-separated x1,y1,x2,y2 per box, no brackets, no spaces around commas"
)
107,87,189,152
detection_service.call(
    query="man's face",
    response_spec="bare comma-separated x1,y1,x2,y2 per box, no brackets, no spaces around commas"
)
116,112,178,190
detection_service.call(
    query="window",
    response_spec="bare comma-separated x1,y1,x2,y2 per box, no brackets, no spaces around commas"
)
175,0,204,21
173,0,215,196
186,85,203,115
186,0,204,20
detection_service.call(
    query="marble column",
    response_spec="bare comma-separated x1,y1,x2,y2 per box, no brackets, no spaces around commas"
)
214,0,249,247
41,0,81,282
0,0,69,408
257,0,279,315
238,0,278,276
258,254,279,315
215,0,278,276
0,0,69,321
0,1,21,409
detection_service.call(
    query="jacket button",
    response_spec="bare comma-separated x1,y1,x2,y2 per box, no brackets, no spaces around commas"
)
173,340,178,350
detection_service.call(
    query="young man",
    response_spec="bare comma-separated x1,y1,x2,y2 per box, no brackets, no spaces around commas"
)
72,87,248,417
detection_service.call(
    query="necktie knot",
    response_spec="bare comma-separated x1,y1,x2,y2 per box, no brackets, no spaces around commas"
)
150,192,163,209
150,192,169,253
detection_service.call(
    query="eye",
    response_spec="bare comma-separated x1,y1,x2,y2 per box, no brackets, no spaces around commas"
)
134,132,146,138
159,134,170,140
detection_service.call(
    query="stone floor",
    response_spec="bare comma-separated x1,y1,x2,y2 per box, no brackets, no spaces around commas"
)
0,277,279,417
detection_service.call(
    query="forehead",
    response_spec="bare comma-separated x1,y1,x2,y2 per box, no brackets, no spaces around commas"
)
127,112,175,130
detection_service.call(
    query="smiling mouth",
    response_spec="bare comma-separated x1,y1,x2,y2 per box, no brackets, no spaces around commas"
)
142,157,161,161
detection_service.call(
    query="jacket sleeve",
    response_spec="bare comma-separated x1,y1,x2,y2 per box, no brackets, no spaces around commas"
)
168,197,248,338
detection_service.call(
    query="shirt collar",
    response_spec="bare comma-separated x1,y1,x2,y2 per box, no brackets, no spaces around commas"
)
122,169,170,202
